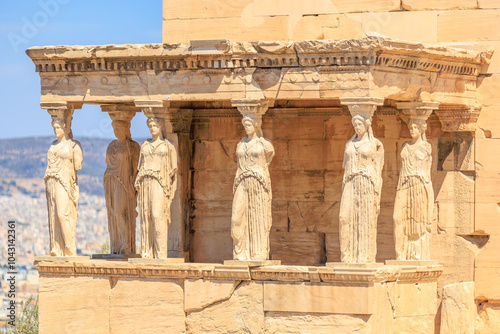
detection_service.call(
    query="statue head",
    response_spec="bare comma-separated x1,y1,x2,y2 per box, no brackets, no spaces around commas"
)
242,115,263,138
51,118,69,140
146,117,164,138
351,114,373,140
112,120,131,141
408,119,428,141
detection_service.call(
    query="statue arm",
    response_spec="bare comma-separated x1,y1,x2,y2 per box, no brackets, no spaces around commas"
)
168,141,178,195
131,141,141,177
375,141,385,195
73,141,83,171
262,139,275,165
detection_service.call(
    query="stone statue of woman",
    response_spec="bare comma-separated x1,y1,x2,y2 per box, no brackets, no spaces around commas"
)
339,114,384,263
45,117,83,256
231,115,275,261
104,120,140,255
394,119,434,260
135,117,177,259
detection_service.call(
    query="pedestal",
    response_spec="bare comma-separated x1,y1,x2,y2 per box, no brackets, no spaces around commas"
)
385,260,440,266
223,260,281,267
34,256,90,263
34,261,443,333
91,254,141,260
128,258,185,264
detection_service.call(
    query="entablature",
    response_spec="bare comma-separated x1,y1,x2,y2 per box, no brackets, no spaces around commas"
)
26,36,492,132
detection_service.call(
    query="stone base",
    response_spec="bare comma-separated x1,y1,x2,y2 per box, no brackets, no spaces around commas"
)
223,260,281,267
128,258,185,264
34,262,444,333
385,260,440,266
325,262,384,268
91,254,141,260
34,256,90,263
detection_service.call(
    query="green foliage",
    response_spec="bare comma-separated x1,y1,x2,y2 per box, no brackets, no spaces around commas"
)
1,296,39,334
100,239,110,254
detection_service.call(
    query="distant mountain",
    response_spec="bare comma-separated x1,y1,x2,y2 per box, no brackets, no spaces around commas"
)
0,136,147,196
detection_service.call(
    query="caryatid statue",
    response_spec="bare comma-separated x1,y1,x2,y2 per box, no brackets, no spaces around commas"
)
230,99,275,261
134,106,178,259
394,102,438,261
339,97,384,263
102,108,140,255
43,103,83,256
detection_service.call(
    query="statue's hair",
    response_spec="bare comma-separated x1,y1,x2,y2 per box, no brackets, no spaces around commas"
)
408,119,428,141
112,120,132,139
242,115,263,137
351,114,375,142
146,117,165,130
51,118,67,129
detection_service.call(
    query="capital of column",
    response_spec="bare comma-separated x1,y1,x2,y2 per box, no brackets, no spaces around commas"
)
101,104,140,123
41,101,81,129
231,98,273,120
396,101,439,123
339,97,384,119
134,100,175,133
134,100,170,118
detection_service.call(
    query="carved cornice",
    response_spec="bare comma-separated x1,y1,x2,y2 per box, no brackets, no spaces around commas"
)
26,36,489,76
35,261,443,284
435,105,481,132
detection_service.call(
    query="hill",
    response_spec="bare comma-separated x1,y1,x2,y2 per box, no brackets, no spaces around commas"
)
0,137,145,196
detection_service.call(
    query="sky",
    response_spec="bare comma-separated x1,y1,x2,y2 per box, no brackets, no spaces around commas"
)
0,0,163,139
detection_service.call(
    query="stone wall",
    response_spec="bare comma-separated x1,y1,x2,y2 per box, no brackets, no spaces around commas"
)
36,260,442,334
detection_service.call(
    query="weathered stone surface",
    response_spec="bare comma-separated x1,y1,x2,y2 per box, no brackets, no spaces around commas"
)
110,278,185,333
393,315,435,334
264,282,374,314
477,74,500,105
394,282,438,317
184,279,240,312
346,11,439,43
39,276,110,334
186,281,265,333
477,108,500,138
325,232,341,262
192,140,237,170
192,170,234,201
478,0,500,8
438,10,500,42
475,202,500,235
288,201,338,233
440,282,475,334
192,230,233,263
163,0,252,20
265,312,370,333
476,301,500,333
402,0,477,10
271,170,325,201
163,16,289,44
270,231,326,265
475,267,500,299
431,234,475,292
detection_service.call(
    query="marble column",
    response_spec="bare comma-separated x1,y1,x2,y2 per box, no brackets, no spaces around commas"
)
338,97,385,264
394,102,439,261
100,105,140,256
228,98,277,264
41,101,82,257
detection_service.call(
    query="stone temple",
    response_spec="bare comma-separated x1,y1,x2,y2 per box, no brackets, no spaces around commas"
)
27,1,500,333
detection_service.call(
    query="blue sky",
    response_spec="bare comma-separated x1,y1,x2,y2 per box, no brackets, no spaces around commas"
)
0,0,163,139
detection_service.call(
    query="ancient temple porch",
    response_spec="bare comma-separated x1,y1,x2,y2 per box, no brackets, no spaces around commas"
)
27,36,488,333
